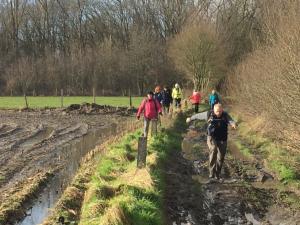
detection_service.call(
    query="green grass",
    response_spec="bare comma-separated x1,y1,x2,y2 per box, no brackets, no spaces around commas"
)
78,111,188,225
79,129,164,225
236,122,299,182
0,96,144,109
233,140,253,158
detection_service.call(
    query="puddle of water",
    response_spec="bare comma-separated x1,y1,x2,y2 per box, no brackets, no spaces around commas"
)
16,123,117,225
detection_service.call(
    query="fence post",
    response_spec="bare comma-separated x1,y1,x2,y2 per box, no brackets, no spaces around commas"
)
61,89,64,108
24,93,28,109
137,137,147,168
93,87,96,104
129,89,132,108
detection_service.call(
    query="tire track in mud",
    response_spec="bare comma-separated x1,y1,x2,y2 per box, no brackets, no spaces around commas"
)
0,107,137,225
165,119,300,225
0,123,88,193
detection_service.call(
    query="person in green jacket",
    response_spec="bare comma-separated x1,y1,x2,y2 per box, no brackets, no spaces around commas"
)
172,83,183,108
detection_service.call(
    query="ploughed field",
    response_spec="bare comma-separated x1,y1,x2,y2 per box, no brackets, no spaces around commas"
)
0,104,136,224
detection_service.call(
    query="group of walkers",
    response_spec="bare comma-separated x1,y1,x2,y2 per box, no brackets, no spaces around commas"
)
137,84,237,182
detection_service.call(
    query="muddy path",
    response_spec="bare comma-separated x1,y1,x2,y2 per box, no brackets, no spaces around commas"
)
164,115,300,225
0,106,136,224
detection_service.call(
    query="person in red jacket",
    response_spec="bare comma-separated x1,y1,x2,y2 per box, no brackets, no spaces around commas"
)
189,90,201,113
137,91,162,137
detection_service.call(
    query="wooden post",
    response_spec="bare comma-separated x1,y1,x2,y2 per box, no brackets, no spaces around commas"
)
93,87,96,104
137,137,147,168
24,93,28,109
129,89,132,108
151,119,158,136
61,89,64,108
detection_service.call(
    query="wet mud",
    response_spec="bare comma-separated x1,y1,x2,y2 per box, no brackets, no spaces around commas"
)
164,118,300,225
0,106,136,225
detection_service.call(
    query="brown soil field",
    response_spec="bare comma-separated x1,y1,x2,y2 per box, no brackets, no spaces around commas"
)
0,104,137,224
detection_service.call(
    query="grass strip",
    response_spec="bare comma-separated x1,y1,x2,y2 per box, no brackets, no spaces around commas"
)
79,112,188,225
43,121,140,225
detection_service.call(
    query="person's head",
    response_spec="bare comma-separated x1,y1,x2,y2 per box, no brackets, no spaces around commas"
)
193,89,198,93
213,104,223,118
147,91,154,99
212,89,216,94
155,86,161,93
175,83,180,89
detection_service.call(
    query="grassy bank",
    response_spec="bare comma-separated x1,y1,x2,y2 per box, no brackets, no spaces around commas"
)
0,96,143,109
79,117,186,225
229,115,300,209
44,112,187,225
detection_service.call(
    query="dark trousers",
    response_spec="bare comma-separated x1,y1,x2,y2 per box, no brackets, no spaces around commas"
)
163,104,170,114
174,98,181,108
207,136,227,178
193,103,199,113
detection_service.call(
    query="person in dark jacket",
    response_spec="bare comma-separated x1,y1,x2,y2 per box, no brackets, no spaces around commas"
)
207,104,237,180
161,86,172,114
154,86,163,105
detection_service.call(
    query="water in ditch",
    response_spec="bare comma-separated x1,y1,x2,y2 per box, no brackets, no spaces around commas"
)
16,123,117,225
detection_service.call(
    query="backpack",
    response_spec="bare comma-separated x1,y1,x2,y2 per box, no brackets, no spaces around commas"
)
145,98,158,115
214,94,219,104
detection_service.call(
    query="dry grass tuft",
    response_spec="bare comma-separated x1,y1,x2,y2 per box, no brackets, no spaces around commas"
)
100,205,130,225
120,168,154,190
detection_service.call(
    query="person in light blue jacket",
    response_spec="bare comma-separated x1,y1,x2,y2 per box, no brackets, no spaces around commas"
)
209,90,220,110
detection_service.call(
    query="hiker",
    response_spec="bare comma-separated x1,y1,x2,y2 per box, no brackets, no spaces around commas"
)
161,86,173,114
207,104,237,180
137,91,162,137
154,86,163,105
209,89,220,110
189,90,201,113
172,83,183,109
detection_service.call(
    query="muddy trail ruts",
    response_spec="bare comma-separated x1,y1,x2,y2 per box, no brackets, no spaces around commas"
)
164,118,300,225
0,106,136,210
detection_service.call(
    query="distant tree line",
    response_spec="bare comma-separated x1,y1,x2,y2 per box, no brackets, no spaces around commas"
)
0,0,205,96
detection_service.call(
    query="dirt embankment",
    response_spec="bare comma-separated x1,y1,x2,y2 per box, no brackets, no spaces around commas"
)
164,118,300,225
0,104,137,224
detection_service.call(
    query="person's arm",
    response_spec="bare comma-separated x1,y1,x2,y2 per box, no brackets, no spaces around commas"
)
156,100,162,114
186,111,207,123
225,112,237,129
136,99,146,119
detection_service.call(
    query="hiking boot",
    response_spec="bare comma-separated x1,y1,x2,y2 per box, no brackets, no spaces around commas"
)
209,173,215,179
216,175,224,182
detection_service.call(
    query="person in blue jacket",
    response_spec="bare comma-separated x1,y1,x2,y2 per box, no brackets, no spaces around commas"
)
209,89,220,110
